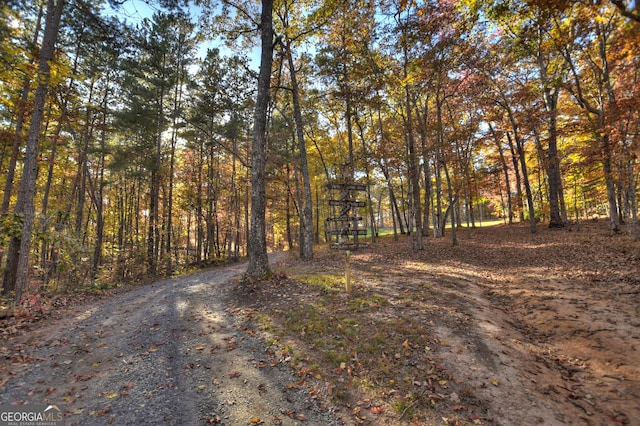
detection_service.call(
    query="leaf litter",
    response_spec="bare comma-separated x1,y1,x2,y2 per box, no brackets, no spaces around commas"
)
226,221,640,425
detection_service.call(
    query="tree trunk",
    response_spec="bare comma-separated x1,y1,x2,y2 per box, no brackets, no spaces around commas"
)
403,44,423,250
285,41,313,260
443,162,457,246
196,138,204,263
488,123,513,224
506,132,525,223
433,93,445,238
627,159,639,240
148,82,165,275
246,0,274,281
536,43,565,228
511,125,537,233
1,5,43,214
75,79,95,238
2,0,65,302
355,116,376,242
379,159,405,236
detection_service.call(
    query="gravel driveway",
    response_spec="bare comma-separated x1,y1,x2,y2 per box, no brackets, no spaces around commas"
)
1,258,343,425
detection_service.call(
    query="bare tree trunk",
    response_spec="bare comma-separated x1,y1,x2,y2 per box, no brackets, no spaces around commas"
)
196,138,204,263
433,93,445,238
246,0,274,281
2,0,65,302
402,45,423,250
506,132,525,223
285,41,313,259
355,116,376,242
513,129,537,233
75,79,95,238
628,160,639,241
488,123,513,224
92,83,110,280
148,82,165,275
1,5,43,214
536,45,565,228
443,162,457,246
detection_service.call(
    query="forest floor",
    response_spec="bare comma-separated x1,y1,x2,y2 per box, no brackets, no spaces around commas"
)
227,220,640,425
1,220,639,425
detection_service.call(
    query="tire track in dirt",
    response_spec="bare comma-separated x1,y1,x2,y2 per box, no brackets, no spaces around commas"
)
429,272,565,425
338,223,640,425
481,275,640,425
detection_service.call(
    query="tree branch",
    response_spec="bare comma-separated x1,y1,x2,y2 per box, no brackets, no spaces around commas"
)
610,0,640,23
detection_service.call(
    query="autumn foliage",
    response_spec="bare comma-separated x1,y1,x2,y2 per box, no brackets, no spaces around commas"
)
0,0,638,299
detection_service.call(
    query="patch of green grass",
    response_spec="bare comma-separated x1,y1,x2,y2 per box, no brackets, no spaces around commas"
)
354,376,376,389
298,273,344,294
337,317,359,337
392,395,416,418
283,304,328,335
357,331,386,355
326,350,349,365
248,311,274,331
348,292,389,311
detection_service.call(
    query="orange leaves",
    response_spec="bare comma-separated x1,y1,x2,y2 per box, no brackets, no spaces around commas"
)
402,338,412,350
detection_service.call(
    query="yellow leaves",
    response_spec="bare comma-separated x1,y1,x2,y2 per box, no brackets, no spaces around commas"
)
488,378,500,386
106,392,119,399
402,339,412,350
400,73,416,88
251,417,261,424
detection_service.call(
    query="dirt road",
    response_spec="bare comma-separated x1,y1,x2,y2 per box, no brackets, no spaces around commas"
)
1,259,342,425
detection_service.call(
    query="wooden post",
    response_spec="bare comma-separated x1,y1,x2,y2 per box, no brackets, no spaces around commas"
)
345,250,352,293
